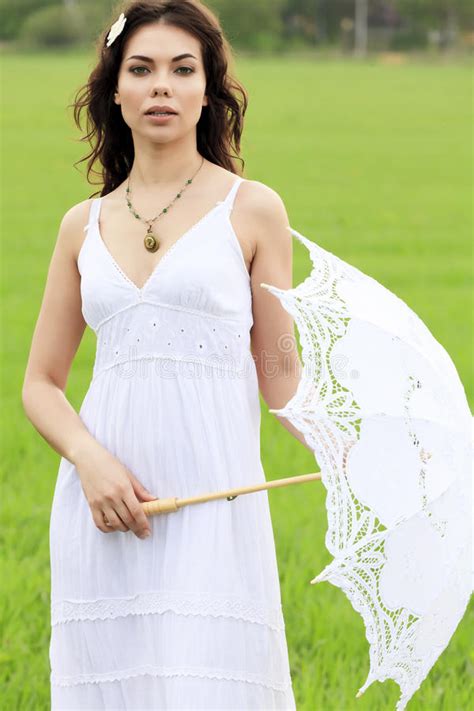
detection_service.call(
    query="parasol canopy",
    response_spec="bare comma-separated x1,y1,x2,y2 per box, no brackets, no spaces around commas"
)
260,226,473,711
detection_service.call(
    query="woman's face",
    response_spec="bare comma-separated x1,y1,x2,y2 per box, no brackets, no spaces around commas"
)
114,21,208,142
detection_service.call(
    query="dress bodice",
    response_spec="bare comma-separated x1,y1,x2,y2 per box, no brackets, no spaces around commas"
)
77,176,256,383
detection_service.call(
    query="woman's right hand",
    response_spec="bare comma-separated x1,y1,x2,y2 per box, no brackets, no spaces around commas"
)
74,441,158,539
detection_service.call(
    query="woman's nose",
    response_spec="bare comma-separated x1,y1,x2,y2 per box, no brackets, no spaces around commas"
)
151,77,172,96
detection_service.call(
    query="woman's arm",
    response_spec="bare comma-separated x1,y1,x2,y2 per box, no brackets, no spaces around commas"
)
234,181,313,454
21,199,100,465
21,200,154,538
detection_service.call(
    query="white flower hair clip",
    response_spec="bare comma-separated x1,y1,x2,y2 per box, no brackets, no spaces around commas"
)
106,12,127,48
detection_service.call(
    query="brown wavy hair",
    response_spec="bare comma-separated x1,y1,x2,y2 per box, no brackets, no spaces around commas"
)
70,0,248,198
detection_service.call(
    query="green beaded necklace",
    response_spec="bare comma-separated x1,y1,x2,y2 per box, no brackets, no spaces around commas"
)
125,156,205,253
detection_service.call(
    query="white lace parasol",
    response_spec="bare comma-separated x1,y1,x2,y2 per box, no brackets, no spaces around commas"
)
261,227,473,711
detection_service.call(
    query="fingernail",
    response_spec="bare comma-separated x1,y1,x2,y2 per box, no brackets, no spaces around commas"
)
143,531,151,538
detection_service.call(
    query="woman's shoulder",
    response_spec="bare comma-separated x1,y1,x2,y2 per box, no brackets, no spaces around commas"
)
60,195,97,227
222,171,291,258
239,177,287,214
55,196,98,261
233,176,290,240
208,162,289,222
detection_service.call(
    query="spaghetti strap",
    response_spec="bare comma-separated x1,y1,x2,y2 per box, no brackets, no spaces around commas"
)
83,197,102,232
221,176,245,213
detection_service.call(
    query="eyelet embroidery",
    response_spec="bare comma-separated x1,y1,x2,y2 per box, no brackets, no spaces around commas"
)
93,303,251,381
101,333,243,355
102,331,242,347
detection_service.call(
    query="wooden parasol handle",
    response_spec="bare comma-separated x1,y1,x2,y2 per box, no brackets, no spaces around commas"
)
142,472,322,517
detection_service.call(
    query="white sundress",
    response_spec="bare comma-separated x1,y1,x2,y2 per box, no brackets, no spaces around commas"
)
49,175,297,710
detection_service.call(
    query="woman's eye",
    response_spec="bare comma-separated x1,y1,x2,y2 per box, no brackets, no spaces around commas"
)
176,66,194,74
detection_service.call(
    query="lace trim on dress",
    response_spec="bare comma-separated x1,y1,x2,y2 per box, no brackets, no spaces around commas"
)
50,663,294,692
51,589,286,632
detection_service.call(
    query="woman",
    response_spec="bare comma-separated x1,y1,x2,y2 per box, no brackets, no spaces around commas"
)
22,0,309,708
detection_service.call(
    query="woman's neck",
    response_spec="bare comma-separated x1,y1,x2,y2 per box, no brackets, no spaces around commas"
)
129,144,204,190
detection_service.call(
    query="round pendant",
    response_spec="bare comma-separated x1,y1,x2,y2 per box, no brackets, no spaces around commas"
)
144,231,159,253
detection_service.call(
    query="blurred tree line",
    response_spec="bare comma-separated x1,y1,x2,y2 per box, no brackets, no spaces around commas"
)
0,0,472,51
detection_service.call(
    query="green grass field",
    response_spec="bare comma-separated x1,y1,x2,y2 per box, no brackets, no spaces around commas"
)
1,50,472,709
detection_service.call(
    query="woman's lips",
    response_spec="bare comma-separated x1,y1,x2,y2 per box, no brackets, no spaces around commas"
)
145,113,177,124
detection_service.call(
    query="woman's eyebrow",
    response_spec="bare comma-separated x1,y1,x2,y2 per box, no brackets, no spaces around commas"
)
125,53,197,63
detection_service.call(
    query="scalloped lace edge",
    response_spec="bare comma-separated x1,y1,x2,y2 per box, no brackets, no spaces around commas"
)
51,589,286,632
50,663,294,692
